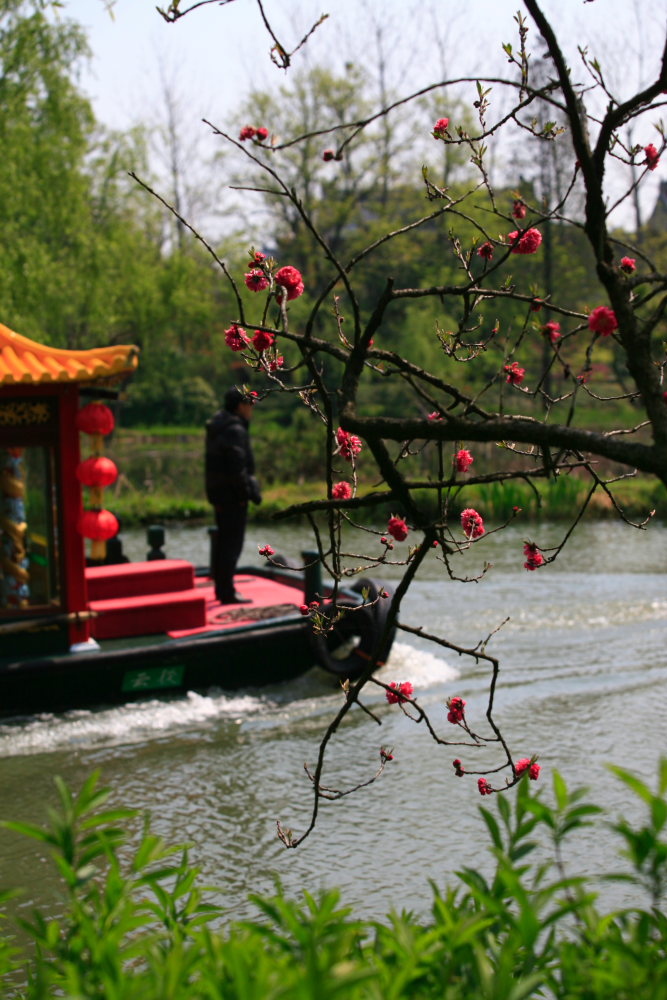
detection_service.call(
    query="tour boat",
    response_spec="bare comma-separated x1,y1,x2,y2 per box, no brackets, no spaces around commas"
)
0,324,394,716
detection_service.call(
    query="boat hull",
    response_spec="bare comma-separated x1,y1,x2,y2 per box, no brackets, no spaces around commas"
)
0,614,315,715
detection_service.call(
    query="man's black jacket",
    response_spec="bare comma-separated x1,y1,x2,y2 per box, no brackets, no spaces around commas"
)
205,409,260,506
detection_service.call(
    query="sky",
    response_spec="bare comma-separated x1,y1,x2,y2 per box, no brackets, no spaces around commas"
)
62,1,664,131
57,0,665,227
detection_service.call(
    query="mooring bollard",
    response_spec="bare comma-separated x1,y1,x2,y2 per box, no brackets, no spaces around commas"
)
302,549,322,605
146,524,166,560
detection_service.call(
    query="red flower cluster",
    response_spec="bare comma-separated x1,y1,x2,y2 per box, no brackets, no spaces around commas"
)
505,361,525,385
644,143,660,171
299,600,320,616
252,329,274,351
337,427,363,460
386,680,414,704
542,321,561,344
258,544,275,557
428,411,442,420
332,481,352,500
387,515,409,541
433,117,450,137
452,758,465,776
245,269,270,292
239,125,269,142
508,227,542,254
512,198,527,220
620,256,636,274
588,306,618,336
269,356,284,371
461,508,485,539
516,757,541,780
456,448,474,473
224,324,249,352
275,265,304,301
530,298,543,312
477,241,494,260
447,696,466,724
478,777,493,796
523,542,544,571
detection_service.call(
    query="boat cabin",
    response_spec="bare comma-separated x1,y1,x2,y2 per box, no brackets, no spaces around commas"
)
0,322,138,657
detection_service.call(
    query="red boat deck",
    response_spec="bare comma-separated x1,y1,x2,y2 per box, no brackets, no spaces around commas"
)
85,560,303,642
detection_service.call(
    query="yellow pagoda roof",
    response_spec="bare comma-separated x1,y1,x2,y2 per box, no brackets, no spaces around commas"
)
0,323,139,387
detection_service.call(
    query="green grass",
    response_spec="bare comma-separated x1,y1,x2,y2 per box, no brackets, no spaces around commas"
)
104,427,667,527
107,475,667,528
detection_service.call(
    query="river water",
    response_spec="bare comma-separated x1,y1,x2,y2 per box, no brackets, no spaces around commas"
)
1,518,666,924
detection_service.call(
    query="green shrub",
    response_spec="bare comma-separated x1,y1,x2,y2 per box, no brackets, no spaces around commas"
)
3,764,667,997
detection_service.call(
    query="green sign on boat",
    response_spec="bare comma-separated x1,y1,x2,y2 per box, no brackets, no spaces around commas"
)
122,665,185,692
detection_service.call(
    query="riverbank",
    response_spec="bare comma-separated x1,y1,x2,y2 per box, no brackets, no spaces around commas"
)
104,427,667,527
106,475,667,528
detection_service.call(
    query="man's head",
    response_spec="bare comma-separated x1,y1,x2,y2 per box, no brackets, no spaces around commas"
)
224,387,256,421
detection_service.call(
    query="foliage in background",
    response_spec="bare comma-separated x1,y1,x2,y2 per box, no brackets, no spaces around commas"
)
2,767,667,998
1,0,664,444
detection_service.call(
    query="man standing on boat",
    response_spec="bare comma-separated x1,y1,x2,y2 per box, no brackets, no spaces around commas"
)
205,387,261,604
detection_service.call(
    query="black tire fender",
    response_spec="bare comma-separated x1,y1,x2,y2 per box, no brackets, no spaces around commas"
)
311,578,395,681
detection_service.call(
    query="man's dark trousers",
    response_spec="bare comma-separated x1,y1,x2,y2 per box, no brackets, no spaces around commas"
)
214,502,247,603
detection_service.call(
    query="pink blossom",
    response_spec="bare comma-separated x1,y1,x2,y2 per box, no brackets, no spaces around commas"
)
529,762,541,780
515,757,531,776
478,777,493,796
530,298,543,312
508,227,543,255
433,117,450,137
239,125,256,141
258,544,275,557
322,149,335,161
461,508,485,539
252,329,274,352
386,680,414,704
275,265,305,302
588,306,618,337
620,257,636,274
336,427,363,460
255,126,269,141
387,515,409,541
245,269,270,292
542,321,561,344
477,241,494,260
428,411,442,420
268,355,284,371
505,361,525,385
644,143,660,171
523,542,544,571
447,696,466,724
224,324,249,352
512,199,527,220
456,449,474,473
252,251,267,264
332,481,352,500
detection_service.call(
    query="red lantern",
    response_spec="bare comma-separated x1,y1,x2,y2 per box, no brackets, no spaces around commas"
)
76,456,118,488
77,509,119,541
76,402,115,436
